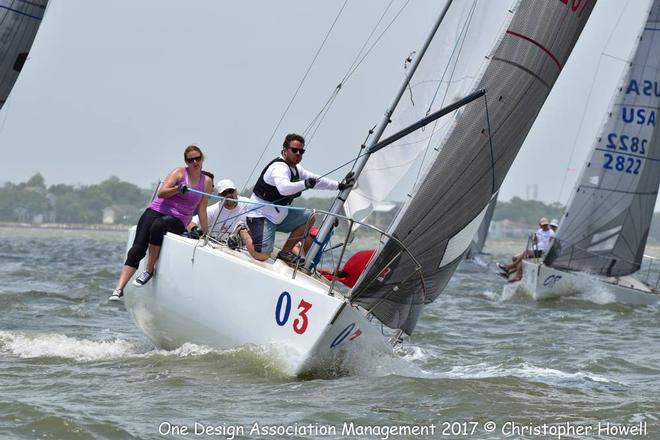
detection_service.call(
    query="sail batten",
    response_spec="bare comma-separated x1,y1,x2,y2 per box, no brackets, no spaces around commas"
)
350,0,597,335
548,0,660,277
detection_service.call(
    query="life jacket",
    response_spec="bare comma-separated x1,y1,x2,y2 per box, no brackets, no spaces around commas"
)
252,158,302,206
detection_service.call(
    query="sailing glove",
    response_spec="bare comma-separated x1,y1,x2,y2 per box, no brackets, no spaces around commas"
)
304,177,317,189
177,184,189,194
337,171,356,191
189,226,202,239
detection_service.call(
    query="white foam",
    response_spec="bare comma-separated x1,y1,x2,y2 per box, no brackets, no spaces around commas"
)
0,331,136,361
397,345,431,362
501,282,533,301
578,278,618,304
442,361,611,386
160,342,216,357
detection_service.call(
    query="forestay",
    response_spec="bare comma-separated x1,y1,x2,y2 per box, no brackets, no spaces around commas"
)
548,0,660,277
0,0,48,110
350,0,597,335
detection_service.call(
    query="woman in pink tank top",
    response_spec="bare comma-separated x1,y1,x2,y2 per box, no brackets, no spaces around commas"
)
109,145,213,300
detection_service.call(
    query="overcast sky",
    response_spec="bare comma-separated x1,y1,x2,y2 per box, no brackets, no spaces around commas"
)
0,0,652,207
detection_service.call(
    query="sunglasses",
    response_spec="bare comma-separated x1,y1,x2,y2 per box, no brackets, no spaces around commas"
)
221,189,236,196
288,147,305,155
185,155,203,163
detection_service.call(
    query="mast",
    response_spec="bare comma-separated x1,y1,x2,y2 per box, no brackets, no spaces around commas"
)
303,0,454,269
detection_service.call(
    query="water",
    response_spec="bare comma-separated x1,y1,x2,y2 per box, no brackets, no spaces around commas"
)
1,227,658,439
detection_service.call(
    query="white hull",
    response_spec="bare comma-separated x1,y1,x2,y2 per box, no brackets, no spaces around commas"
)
513,260,660,305
124,231,393,376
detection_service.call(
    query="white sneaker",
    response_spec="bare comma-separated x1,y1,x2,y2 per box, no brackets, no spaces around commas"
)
108,288,124,301
133,271,154,286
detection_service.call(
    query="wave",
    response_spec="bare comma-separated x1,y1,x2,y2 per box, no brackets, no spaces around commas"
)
441,361,615,388
0,331,137,361
0,331,313,378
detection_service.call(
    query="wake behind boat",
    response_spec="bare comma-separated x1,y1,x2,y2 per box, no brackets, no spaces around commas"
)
121,0,596,376
512,0,660,305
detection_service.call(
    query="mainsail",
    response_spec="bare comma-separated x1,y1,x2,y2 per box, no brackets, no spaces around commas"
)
0,0,48,110
547,0,660,277
350,0,597,335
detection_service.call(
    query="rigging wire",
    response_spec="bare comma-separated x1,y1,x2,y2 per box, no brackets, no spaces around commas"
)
303,0,412,147
411,0,478,191
303,0,397,140
241,0,350,193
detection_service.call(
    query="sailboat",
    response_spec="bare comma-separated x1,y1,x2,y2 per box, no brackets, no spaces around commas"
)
462,194,498,269
516,0,660,305
124,0,596,375
0,0,49,110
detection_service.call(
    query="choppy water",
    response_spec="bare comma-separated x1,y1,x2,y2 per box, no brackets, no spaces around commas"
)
1,226,658,439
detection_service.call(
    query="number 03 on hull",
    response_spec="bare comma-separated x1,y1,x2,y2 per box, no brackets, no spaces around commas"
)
124,231,392,376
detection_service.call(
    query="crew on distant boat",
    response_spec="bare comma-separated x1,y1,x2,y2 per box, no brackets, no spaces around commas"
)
549,218,559,233
109,145,212,301
245,133,355,264
498,217,555,282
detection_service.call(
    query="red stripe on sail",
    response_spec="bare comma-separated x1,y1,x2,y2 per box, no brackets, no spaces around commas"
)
506,30,561,69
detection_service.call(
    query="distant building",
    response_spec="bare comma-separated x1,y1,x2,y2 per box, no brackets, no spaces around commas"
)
103,204,140,224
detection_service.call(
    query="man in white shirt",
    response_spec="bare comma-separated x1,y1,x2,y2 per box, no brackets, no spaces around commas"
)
189,179,248,242
246,133,354,263
533,217,555,257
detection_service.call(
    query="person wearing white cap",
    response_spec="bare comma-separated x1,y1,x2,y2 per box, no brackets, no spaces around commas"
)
549,218,559,233
533,217,554,256
188,179,250,243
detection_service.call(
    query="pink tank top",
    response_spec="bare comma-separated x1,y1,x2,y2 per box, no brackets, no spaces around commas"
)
148,168,205,226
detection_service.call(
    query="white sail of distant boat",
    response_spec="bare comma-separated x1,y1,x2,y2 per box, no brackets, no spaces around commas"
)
463,193,498,269
124,0,596,376
516,0,660,304
0,0,48,110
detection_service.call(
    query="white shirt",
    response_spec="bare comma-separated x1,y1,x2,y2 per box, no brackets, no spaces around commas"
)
192,196,249,241
247,157,338,224
534,227,555,252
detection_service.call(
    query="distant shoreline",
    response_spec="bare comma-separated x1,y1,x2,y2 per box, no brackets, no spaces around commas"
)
0,222,131,232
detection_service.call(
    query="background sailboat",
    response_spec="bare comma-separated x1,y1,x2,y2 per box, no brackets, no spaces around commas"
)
464,193,498,263
518,0,660,304
0,0,48,110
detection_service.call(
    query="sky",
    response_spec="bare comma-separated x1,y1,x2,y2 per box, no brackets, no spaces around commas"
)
0,0,652,207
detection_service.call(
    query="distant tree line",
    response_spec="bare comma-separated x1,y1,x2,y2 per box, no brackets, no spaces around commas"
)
493,196,660,243
0,173,152,224
492,196,564,226
4,176,660,242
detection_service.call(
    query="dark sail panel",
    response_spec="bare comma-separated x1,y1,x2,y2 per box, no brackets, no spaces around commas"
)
0,0,48,110
351,0,597,335
549,0,660,277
